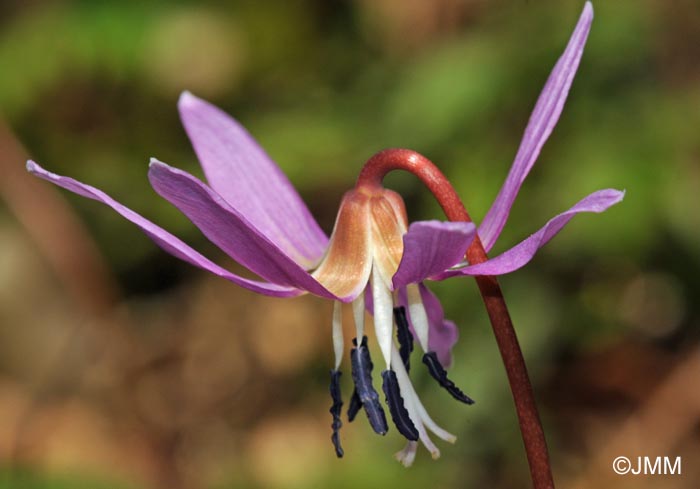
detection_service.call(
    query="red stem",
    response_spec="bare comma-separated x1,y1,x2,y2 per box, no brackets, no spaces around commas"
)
358,148,554,489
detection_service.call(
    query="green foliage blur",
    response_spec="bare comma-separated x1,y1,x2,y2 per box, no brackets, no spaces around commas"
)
1,0,698,488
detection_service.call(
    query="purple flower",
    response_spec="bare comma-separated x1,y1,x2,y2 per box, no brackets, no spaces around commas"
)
27,1,621,465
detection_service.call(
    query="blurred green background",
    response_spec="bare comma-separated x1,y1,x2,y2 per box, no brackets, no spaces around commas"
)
1,0,699,488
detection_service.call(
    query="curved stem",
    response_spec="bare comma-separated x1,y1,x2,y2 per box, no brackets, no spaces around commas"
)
358,148,555,489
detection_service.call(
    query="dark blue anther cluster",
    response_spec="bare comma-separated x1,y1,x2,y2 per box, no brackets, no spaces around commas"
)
328,313,474,456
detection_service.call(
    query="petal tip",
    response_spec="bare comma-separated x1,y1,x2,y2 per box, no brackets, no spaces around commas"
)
147,159,176,184
178,90,201,111
26,160,51,179
584,1,594,18
147,159,178,176
177,90,198,107
617,189,626,200
601,188,626,206
26,160,38,173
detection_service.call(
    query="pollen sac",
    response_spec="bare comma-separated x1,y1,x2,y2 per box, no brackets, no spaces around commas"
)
381,369,419,441
422,351,475,405
350,336,388,435
347,389,362,422
329,369,344,457
393,306,414,372
346,339,363,423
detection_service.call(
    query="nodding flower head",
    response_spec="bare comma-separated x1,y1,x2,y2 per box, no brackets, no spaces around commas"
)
317,183,476,462
27,1,622,466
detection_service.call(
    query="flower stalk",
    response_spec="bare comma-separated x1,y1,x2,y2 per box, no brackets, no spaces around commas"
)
358,148,554,489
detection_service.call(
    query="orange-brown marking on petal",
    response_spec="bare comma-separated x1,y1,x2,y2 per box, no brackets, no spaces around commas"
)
382,189,409,230
370,190,408,288
312,190,372,301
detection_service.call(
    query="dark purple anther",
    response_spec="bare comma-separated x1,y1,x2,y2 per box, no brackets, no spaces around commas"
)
347,389,362,422
347,337,363,422
393,306,414,372
350,336,388,435
381,369,419,441
422,351,474,405
329,369,345,457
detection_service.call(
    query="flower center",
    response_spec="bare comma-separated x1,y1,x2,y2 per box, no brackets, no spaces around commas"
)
311,185,408,301
320,183,472,463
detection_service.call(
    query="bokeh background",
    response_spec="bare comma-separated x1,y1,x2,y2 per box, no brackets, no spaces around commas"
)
1,0,699,488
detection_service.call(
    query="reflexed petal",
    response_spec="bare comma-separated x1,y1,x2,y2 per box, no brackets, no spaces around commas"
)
313,190,373,301
370,192,408,287
426,319,459,368
397,284,460,367
392,220,475,289
380,188,409,227
478,2,594,251
417,284,459,367
178,92,328,269
148,159,338,298
26,161,302,297
441,188,625,277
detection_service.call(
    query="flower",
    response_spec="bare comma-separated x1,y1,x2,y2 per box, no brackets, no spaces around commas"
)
27,1,622,466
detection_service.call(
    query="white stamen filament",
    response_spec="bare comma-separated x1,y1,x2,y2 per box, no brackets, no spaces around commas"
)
391,344,457,454
371,264,394,369
390,346,439,459
412,397,458,444
331,301,344,370
352,293,365,341
406,284,430,352
448,259,469,270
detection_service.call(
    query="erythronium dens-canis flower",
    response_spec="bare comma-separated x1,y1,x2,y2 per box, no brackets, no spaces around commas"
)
27,1,622,468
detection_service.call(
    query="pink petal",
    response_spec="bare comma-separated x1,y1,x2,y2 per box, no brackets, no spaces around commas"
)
398,285,459,367
392,221,475,289
370,190,409,287
478,2,594,251
178,92,328,269
148,159,340,299
26,161,302,298
440,188,624,277
312,190,373,301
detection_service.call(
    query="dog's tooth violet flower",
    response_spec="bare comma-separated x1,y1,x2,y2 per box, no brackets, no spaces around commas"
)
27,1,622,471
25,90,477,462
315,182,477,461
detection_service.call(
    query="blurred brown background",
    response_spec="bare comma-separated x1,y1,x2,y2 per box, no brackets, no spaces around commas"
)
1,0,699,488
